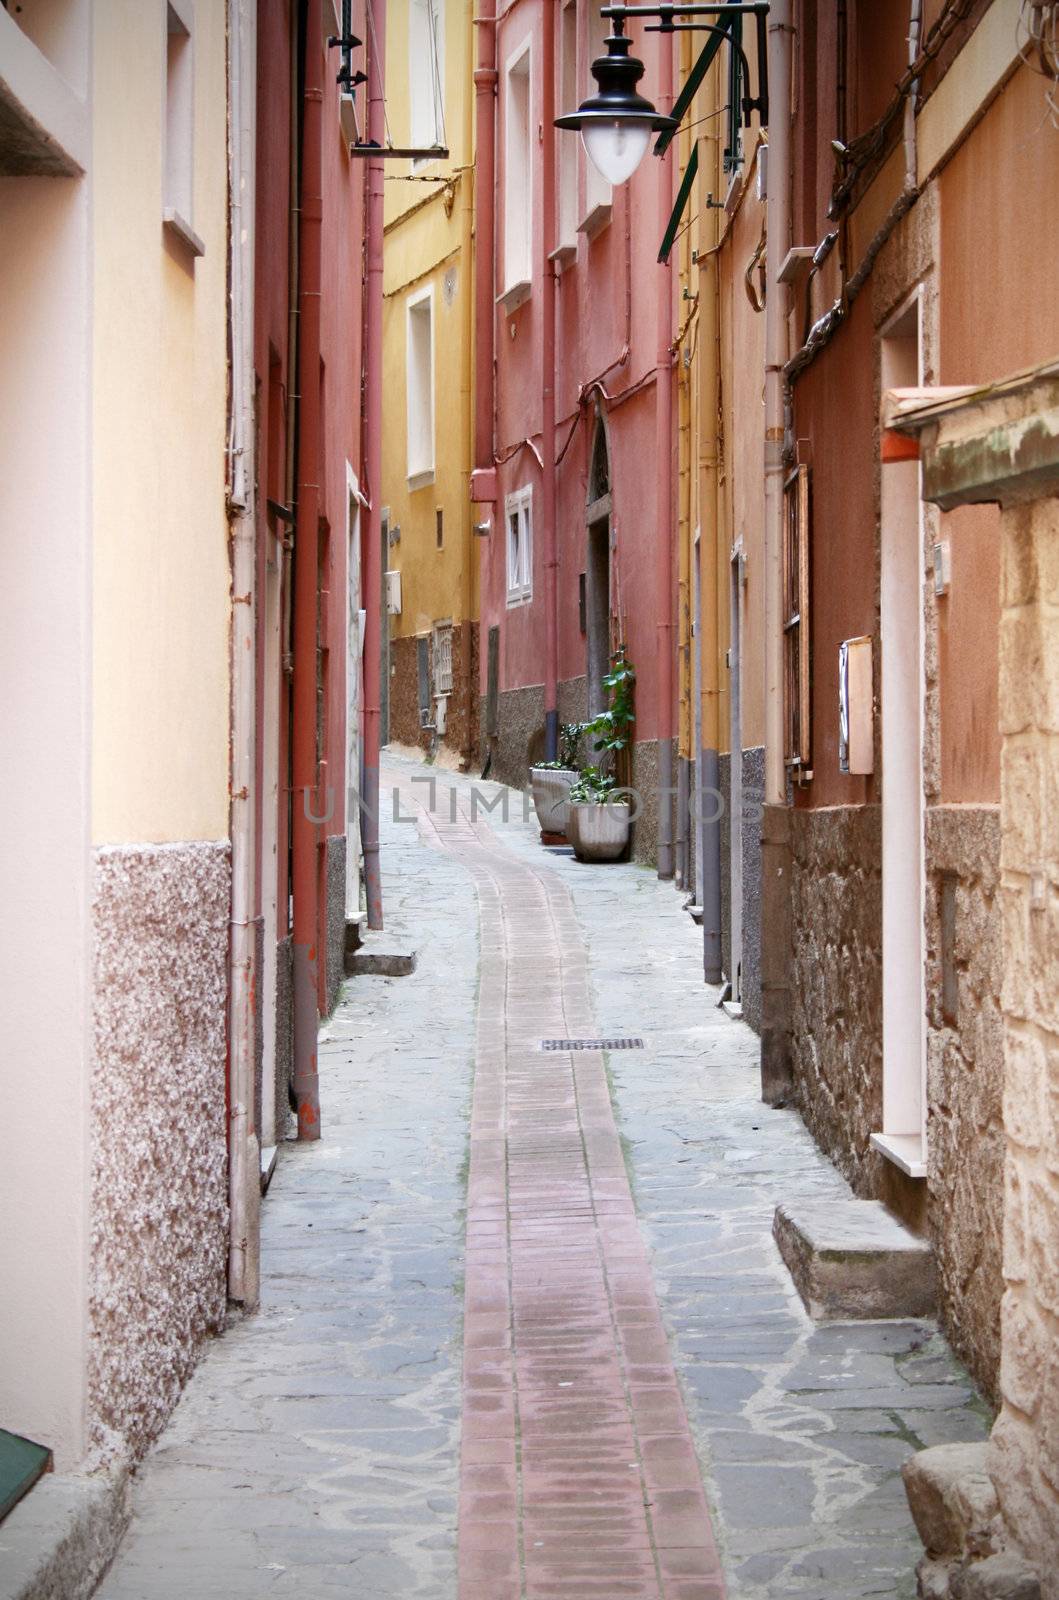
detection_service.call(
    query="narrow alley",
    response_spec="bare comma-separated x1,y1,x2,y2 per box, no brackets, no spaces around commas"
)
4,3,1059,1597
93,755,986,1600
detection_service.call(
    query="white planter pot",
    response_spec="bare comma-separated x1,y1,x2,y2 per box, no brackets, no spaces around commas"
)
567,800,631,862
529,767,578,837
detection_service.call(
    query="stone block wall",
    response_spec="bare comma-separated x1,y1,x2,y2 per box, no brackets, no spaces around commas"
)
389,621,479,766
925,804,1005,1404
788,805,885,1187
989,497,1059,1586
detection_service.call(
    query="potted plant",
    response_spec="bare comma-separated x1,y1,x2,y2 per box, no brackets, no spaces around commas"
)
567,647,636,863
566,766,632,862
529,721,584,840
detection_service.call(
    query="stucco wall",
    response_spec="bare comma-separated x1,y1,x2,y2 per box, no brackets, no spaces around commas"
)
990,496,1059,1584
91,0,230,847
925,804,1004,1404
89,841,230,1465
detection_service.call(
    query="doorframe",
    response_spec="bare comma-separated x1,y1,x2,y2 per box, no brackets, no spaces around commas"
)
872,285,928,1179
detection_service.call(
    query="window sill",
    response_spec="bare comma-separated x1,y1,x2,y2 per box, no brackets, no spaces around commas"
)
549,241,577,273
497,280,531,316
163,208,205,258
506,590,532,610
578,202,612,241
407,469,435,493
870,1131,927,1180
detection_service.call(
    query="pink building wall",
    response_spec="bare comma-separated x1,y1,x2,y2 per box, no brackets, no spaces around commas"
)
479,0,677,841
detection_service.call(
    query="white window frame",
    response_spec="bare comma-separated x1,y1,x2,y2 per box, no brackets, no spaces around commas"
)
501,37,533,304
432,620,454,695
580,3,612,236
163,0,203,256
555,1,578,259
405,284,436,490
505,486,533,608
410,0,445,164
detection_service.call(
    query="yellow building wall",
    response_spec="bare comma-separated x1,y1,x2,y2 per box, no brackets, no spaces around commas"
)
382,0,476,646
91,0,231,846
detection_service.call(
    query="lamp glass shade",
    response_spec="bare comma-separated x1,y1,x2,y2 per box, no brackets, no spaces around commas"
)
580,119,652,186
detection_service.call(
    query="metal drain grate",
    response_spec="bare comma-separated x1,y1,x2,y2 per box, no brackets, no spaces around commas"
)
540,1037,644,1052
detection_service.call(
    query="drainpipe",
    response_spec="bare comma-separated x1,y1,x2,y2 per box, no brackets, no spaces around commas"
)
542,6,558,761
471,1,498,765
292,0,323,1139
699,108,723,986
361,0,385,928
226,0,261,1301
460,13,478,770
656,30,675,878
761,0,793,1101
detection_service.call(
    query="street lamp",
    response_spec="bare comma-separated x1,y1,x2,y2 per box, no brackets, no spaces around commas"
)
554,18,677,186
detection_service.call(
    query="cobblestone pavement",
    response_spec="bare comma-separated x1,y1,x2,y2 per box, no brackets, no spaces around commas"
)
96,780,477,1599
95,751,990,1600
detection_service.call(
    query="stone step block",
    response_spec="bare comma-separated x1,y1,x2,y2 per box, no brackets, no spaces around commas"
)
773,1197,937,1320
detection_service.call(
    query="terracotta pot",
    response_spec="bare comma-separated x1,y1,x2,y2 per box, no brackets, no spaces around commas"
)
567,799,631,862
529,767,578,836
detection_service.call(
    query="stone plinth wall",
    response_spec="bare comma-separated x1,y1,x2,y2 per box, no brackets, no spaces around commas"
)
788,805,884,1189
390,622,479,766
925,804,1004,1404
324,832,346,1018
989,498,1059,1585
89,842,230,1465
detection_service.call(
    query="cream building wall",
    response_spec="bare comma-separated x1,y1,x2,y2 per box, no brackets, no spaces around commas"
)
92,0,230,847
0,0,94,1473
86,0,233,1468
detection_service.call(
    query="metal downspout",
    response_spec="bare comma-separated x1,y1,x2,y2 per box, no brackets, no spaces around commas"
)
226,0,261,1301
656,29,676,879
699,89,723,987
541,9,559,762
761,0,794,1101
292,0,323,1139
361,0,385,929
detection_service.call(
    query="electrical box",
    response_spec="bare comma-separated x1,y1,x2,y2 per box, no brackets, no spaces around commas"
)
839,636,874,775
385,569,402,616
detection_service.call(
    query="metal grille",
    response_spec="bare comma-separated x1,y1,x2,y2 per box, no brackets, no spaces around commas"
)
540,1038,644,1052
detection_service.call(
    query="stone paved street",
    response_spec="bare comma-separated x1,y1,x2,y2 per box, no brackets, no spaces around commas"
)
95,752,990,1600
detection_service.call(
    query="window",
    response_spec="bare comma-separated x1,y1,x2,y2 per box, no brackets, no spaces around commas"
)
556,2,578,255
406,286,435,487
503,41,532,296
581,4,612,233
410,0,444,155
433,621,453,695
505,486,533,607
163,2,202,255
436,507,444,549
782,465,810,774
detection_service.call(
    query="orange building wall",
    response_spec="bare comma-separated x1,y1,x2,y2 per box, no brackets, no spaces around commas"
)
934,63,1059,803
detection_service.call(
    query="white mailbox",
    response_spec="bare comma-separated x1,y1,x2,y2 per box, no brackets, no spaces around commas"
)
839,636,874,775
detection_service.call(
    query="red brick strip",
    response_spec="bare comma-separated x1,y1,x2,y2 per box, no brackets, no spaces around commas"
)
413,791,726,1600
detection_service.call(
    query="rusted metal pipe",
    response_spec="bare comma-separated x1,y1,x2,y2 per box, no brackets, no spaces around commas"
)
655,30,676,878
361,0,385,930
542,7,558,762
292,0,323,1140
226,0,261,1297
